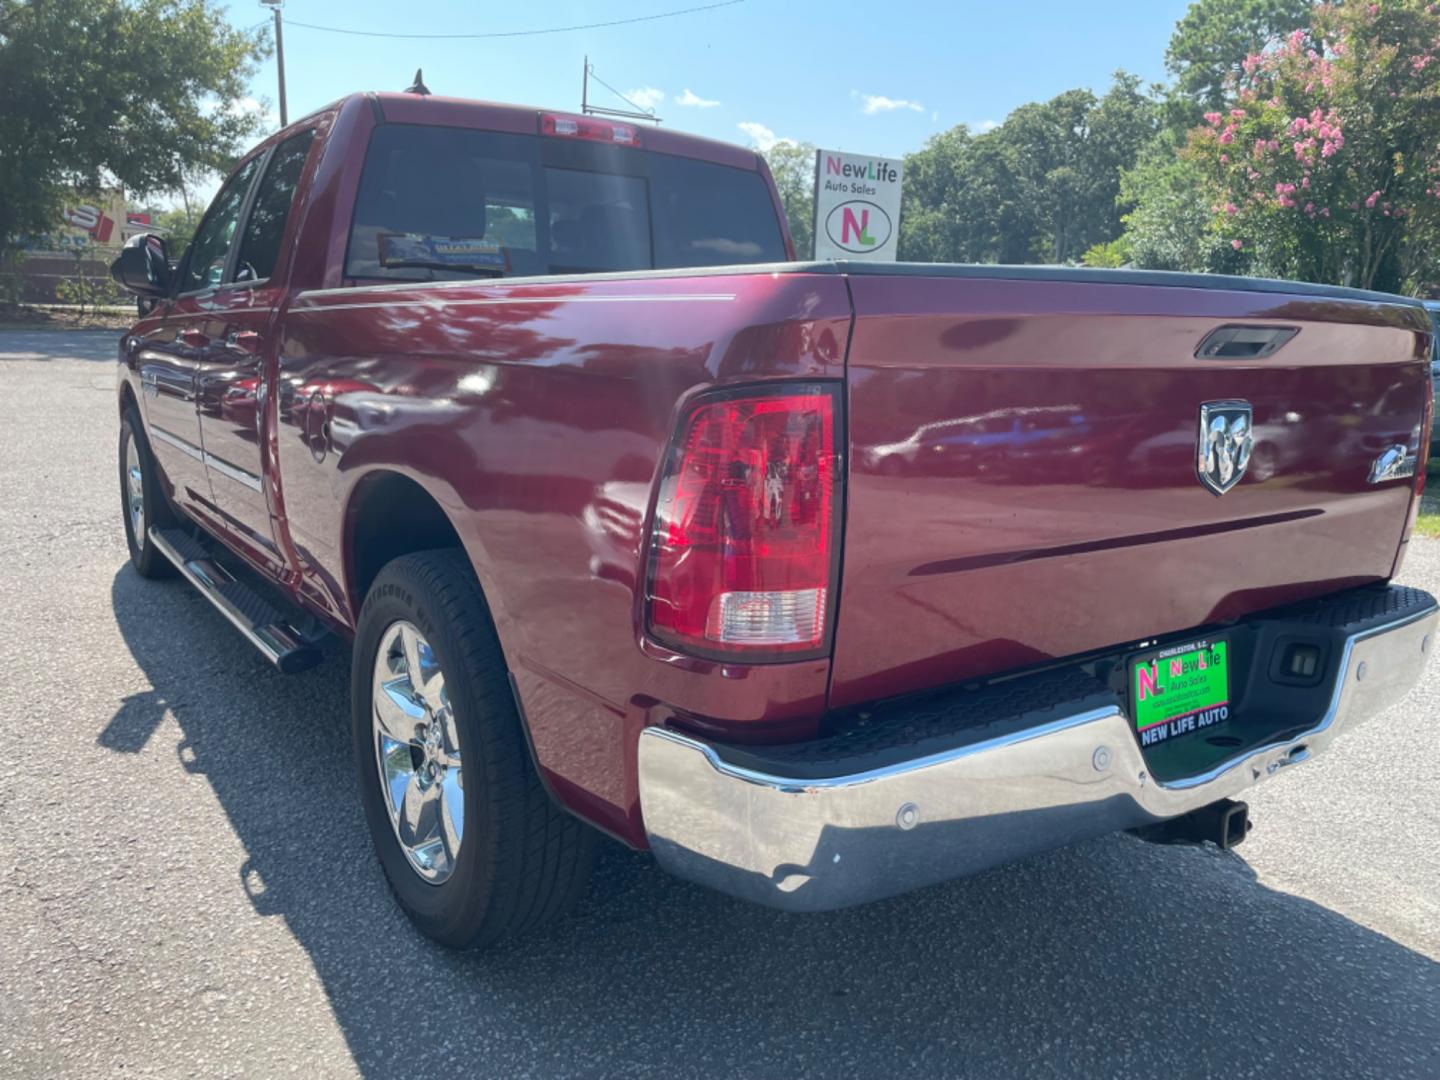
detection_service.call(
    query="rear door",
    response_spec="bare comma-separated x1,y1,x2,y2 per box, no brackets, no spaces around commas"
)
137,156,262,512
195,129,317,578
831,269,1430,708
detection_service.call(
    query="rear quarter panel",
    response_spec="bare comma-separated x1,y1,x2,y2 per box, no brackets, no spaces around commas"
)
277,270,851,842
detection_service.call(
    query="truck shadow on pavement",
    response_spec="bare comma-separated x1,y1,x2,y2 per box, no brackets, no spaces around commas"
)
104,565,1440,1080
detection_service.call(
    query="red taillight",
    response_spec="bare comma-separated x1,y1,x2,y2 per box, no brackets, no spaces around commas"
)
539,112,640,147
646,384,841,658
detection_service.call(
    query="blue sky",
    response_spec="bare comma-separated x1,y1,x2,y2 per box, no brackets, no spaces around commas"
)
226,0,1195,161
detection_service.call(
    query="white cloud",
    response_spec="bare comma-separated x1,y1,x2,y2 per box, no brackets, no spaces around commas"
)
737,121,791,152
976,119,1001,132
625,87,665,112
676,88,721,108
859,94,924,115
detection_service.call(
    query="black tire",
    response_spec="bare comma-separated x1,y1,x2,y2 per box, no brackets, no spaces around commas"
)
351,549,596,949
119,404,176,579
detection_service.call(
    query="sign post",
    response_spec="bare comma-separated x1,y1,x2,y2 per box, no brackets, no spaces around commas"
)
812,149,904,261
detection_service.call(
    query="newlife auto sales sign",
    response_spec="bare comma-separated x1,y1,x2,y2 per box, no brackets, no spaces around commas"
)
812,149,903,261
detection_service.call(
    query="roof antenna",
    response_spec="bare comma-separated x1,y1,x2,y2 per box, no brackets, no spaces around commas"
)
405,69,430,96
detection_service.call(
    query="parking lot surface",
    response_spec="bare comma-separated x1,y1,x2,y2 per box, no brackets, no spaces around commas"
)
2,331,1437,1079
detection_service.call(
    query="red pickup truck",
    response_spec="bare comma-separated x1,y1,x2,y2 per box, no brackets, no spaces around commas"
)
112,90,1438,949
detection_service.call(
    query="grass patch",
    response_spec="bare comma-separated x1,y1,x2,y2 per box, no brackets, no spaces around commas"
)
1415,512,1440,539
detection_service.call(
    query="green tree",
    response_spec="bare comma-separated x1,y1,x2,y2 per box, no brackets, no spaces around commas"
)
898,125,983,262
1187,0,1440,292
1015,73,1161,262
1118,138,1246,272
1118,0,1313,271
1167,0,1315,109
145,201,203,250
1080,238,1129,267
0,0,269,259
899,73,1158,265
761,141,817,258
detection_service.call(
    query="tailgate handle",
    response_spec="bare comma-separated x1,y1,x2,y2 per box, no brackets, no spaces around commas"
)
1195,325,1298,359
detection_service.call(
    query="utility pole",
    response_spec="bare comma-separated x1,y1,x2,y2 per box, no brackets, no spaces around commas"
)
580,56,662,124
261,0,288,127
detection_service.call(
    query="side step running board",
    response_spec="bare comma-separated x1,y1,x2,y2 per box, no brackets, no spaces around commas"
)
148,527,324,674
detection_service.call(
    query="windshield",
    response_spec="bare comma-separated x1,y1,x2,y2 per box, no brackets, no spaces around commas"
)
345,123,787,282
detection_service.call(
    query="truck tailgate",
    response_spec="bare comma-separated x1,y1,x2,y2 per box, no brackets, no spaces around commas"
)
831,268,1430,708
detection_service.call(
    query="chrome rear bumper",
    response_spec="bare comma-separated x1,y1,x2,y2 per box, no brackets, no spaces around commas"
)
638,587,1437,911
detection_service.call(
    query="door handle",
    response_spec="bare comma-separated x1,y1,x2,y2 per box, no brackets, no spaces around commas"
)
178,328,209,349
226,330,261,355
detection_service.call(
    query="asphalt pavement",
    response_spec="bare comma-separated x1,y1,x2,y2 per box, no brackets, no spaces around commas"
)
1,330,1437,1079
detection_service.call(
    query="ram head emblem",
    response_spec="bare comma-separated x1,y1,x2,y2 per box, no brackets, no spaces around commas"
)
1197,401,1253,495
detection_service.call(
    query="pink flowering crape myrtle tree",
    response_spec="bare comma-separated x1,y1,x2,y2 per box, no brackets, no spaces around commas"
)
1187,0,1440,293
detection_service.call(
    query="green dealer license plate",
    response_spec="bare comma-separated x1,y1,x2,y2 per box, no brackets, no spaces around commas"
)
1130,637,1230,747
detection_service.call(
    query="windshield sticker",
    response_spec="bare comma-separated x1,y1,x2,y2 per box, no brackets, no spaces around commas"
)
378,233,509,269
1131,639,1230,746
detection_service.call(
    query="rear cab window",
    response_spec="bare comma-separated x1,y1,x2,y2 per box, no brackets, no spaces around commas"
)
344,123,787,283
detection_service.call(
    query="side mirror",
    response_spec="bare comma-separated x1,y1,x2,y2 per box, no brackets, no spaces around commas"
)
110,233,172,297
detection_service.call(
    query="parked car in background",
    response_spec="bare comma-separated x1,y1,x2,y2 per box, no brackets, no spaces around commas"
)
110,90,1438,950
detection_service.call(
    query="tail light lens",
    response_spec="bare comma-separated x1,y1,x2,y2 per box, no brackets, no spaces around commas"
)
646,384,841,658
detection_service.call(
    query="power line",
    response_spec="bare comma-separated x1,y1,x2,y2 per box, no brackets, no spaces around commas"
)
285,0,744,41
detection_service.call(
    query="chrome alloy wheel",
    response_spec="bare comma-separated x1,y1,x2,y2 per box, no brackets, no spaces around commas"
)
124,431,145,541
372,621,464,884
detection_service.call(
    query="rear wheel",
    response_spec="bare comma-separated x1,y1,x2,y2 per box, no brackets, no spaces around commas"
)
351,550,595,948
119,405,176,578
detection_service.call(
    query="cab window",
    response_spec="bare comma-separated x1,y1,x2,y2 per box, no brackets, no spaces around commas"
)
344,123,786,282
178,157,261,293
236,130,316,283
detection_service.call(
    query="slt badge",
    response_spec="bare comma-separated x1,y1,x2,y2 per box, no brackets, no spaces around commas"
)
1197,400,1253,495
